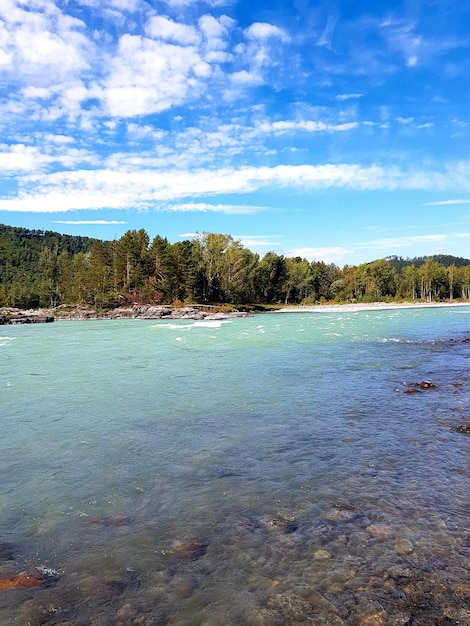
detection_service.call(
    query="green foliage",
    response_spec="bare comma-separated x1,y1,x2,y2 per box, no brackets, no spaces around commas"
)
1,223,470,309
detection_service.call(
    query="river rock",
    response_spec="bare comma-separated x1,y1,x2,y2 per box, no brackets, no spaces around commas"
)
324,507,358,522
171,539,207,560
267,588,342,624
0,307,54,324
313,549,331,560
394,538,413,554
366,524,393,540
420,380,436,389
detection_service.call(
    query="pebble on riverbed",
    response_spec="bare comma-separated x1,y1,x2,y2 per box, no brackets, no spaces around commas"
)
170,539,207,560
366,524,393,541
393,538,414,555
313,549,331,561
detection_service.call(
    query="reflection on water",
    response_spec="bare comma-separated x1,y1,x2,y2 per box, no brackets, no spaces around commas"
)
0,308,469,624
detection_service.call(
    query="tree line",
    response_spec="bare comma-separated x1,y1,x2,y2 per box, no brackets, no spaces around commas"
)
1,224,470,309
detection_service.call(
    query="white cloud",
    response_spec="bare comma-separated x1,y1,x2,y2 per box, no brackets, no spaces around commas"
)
0,144,52,172
146,16,201,46
94,34,212,117
0,1,92,78
3,162,470,214
199,14,234,52
284,246,353,264
257,120,359,134
43,134,75,144
231,69,263,85
244,22,290,42
356,234,448,251
237,235,284,248
423,199,470,206
165,0,230,8
163,202,265,214
0,164,390,213
54,220,127,224
336,93,363,101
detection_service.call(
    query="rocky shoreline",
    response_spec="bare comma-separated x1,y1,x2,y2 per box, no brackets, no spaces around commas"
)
0,304,249,324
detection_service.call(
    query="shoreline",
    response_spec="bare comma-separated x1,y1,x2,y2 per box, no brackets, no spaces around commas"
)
0,304,248,324
276,301,470,314
2,301,470,324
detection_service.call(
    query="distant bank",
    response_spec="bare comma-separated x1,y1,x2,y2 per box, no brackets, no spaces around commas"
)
277,301,470,313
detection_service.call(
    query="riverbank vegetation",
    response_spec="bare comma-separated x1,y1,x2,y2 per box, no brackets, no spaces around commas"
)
1,224,470,309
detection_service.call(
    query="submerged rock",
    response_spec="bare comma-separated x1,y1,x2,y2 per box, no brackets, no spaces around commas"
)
171,539,207,560
89,514,132,527
0,571,44,590
394,538,414,555
313,549,331,561
265,517,300,534
366,525,393,541
267,588,343,624
323,507,359,523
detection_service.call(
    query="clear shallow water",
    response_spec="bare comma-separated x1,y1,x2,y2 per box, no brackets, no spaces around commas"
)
1,307,470,625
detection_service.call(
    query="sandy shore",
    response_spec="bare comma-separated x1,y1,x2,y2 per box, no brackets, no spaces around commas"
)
277,301,470,314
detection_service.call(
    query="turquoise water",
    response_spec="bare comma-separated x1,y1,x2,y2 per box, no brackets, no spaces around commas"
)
1,307,469,625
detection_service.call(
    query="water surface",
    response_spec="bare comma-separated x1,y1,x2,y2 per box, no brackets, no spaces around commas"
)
1,307,469,624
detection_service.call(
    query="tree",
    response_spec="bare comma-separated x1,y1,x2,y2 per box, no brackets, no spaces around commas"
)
400,264,418,300
57,251,74,305
72,252,90,304
37,247,58,307
254,252,287,303
456,265,470,300
447,265,456,301
148,235,173,303
191,233,236,303
418,258,446,301
356,260,397,300
284,257,312,304
171,240,193,303
115,229,150,300
220,240,258,303
86,241,114,307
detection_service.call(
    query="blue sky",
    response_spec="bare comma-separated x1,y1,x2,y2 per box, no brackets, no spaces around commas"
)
1,0,470,266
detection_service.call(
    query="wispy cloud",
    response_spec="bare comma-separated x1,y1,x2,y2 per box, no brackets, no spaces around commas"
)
237,235,284,248
422,199,470,206
284,246,354,264
2,162,470,213
53,220,127,225
163,202,265,214
336,93,363,101
355,234,448,250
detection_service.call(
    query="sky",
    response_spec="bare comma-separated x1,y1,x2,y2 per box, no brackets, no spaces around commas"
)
1,0,470,266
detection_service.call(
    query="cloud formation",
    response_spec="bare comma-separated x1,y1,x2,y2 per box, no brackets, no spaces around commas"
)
1,0,470,264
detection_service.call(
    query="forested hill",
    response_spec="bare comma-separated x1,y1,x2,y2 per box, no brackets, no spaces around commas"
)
0,224,96,254
1,223,470,309
386,255,470,272
0,224,96,276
